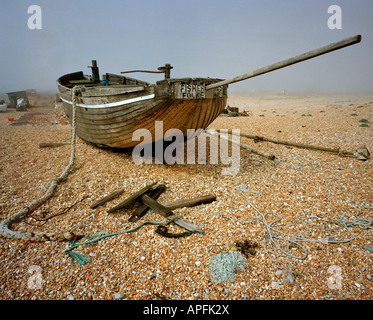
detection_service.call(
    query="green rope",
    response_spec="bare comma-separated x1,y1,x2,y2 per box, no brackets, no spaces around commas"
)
65,215,179,267
331,217,373,230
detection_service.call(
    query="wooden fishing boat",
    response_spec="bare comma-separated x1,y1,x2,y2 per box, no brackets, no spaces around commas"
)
57,63,227,149
56,35,361,149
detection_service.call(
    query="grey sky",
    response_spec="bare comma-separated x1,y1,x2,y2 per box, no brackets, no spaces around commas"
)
1,0,372,94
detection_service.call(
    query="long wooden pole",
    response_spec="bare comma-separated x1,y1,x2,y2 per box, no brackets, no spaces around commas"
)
205,129,276,160
206,35,361,90
228,131,354,156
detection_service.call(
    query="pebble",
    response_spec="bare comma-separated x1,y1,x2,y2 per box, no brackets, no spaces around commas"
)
114,292,125,300
1,94,373,301
271,281,281,289
363,244,373,253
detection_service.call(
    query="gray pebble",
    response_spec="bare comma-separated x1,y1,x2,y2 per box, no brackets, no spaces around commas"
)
367,274,372,281
114,292,125,300
363,244,373,253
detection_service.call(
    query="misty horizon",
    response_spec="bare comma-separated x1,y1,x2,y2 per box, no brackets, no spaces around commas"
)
1,0,373,95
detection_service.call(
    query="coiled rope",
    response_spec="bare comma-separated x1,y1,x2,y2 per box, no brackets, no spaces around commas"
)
0,86,81,241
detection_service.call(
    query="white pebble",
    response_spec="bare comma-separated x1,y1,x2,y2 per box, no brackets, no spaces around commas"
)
271,281,281,290
195,261,201,267
114,292,125,300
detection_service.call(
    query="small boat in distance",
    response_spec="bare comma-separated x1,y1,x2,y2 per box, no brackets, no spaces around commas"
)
56,35,361,149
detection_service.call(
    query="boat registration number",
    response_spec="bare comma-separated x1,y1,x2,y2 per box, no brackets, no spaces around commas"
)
179,83,205,99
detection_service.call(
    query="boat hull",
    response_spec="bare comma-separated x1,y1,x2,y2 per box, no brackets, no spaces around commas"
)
57,72,227,148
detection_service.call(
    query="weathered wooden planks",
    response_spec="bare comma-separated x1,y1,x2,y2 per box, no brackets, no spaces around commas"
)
61,97,226,148
107,182,157,213
162,194,216,210
80,85,145,97
128,185,166,222
90,189,124,209
57,72,227,149
101,182,213,234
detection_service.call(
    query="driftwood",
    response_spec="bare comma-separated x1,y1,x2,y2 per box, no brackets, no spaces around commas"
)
141,194,205,234
39,142,70,148
107,182,157,213
163,194,216,210
227,131,370,160
90,189,124,209
205,129,275,160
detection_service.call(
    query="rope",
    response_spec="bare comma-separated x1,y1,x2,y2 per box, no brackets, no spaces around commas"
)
235,185,359,261
332,217,373,230
65,215,180,266
236,186,309,260
25,195,89,226
0,86,81,241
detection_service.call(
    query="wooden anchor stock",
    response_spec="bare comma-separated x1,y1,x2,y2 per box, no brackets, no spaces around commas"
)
140,194,206,234
106,182,214,233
